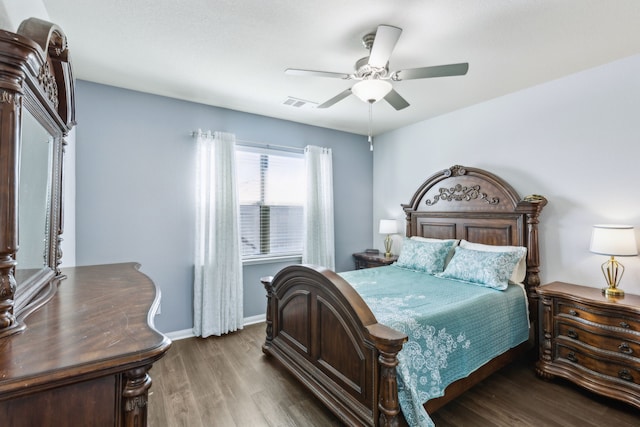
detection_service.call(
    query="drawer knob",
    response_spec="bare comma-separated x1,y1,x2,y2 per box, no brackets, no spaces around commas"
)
619,343,633,355
620,321,631,329
566,352,578,363
567,329,579,339
618,369,634,382
568,309,578,316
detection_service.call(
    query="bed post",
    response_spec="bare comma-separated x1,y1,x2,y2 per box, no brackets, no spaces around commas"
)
520,196,547,286
368,324,408,427
517,195,547,356
260,276,274,352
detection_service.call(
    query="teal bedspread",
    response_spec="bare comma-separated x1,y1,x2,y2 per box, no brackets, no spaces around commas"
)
339,265,529,427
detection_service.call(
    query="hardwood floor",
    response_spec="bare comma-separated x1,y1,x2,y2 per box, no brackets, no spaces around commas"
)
148,323,639,426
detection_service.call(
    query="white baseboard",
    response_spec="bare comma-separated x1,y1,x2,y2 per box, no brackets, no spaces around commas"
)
165,328,195,341
243,314,266,326
164,314,266,341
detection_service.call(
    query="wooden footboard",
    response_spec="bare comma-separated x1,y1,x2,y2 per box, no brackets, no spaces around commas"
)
261,265,408,427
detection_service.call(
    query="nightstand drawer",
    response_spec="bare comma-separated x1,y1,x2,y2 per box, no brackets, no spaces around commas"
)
557,321,640,357
556,299,640,332
556,343,640,386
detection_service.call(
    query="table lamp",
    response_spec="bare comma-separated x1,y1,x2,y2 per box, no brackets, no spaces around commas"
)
589,224,638,297
379,219,398,258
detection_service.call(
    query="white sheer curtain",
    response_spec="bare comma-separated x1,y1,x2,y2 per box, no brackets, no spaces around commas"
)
193,130,243,337
303,145,335,269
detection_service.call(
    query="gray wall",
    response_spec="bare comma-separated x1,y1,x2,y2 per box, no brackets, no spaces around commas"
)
75,80,373,333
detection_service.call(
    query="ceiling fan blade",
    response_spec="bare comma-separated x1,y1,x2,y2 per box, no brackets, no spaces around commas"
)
394,63,469,80
317,89,352,108
368,25,402,69
384,89,410,110
285,68,350,79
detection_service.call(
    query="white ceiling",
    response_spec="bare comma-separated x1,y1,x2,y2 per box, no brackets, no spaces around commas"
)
41,0,640,136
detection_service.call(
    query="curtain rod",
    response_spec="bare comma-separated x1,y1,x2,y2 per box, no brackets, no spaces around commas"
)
190,131,304,154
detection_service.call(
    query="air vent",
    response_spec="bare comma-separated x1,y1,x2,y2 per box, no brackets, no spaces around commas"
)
282,97,318,108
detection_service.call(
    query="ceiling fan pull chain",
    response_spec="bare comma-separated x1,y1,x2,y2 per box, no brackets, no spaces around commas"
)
368,101,373,151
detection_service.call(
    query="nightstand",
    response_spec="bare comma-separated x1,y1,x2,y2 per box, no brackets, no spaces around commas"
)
536,282,640,409
352,252,398,269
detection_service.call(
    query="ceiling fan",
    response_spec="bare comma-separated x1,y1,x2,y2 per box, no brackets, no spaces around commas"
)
285,24,469,110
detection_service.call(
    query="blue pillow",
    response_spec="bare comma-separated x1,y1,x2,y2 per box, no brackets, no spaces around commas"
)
395,238,457,274
435,246,526,290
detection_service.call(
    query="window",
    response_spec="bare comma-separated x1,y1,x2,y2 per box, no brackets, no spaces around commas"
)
236,146,305,259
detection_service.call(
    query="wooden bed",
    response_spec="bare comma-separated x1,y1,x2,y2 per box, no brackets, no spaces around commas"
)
261,165,547,426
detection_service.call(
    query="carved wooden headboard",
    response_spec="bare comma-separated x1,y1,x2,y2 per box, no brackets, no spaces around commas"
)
402,165,547,298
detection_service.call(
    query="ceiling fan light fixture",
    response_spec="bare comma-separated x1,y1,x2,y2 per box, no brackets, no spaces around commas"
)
351,79,392,104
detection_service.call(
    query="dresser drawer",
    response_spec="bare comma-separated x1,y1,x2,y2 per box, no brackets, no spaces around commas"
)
557,320,640,357
556,299,640,332
556,343,640,387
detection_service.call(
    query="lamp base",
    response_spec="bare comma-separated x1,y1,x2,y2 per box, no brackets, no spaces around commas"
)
602,286,625,297
600,256,626,298
383,234,393,258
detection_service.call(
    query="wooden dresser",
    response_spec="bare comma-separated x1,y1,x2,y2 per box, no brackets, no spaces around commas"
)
0,263,171,426
536,281,640,409
0,19,170,426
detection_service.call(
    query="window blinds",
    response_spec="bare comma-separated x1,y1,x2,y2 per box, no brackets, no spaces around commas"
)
236,147,305,258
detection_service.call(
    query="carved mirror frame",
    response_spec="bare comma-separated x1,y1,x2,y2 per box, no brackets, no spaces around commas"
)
0,18,75,337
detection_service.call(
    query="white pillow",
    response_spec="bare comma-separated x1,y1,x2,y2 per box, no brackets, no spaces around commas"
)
459,240,527,283
410,236,460,245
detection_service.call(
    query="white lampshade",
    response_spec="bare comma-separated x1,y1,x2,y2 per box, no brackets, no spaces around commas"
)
379,219,398,235
352,79,392,103
589,224,638,256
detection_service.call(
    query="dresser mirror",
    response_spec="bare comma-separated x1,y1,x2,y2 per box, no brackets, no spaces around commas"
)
15,109,54,279
0,18,75,336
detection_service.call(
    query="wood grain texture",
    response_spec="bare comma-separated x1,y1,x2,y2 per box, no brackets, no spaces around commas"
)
148,323,639,426
0,263,170,391
0,263,171,426
148,323,341,427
